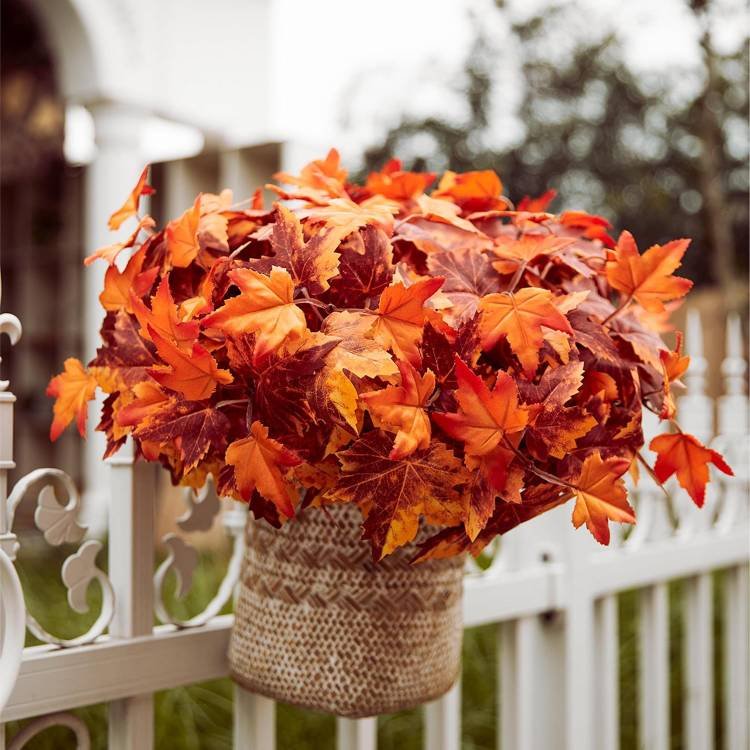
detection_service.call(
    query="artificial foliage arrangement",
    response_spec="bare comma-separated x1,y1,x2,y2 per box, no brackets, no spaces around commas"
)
48,150,732,715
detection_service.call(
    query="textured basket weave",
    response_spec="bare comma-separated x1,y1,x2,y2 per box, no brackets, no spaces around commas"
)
229,503,465,718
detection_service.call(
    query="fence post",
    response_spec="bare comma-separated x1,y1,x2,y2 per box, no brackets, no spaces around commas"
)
594,595,619,750
424,679,460,750
717,313,750,750
563,526,599,750
497,507,566,750
336,717,377,750
0,308,23,750
234,691,276,750
107,440,157,750
636,410,672,750
678,310,715,750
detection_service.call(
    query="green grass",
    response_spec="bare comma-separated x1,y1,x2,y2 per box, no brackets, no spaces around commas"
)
5,542,727,749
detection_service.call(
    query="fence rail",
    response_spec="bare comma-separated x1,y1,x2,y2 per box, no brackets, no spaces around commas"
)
1,290,748,750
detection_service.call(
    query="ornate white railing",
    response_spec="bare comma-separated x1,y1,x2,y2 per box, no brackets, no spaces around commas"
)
0,286,748,750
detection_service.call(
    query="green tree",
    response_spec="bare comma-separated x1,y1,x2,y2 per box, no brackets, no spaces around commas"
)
361,1,748,291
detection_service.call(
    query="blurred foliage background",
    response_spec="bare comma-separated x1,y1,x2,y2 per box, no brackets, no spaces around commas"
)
362,0,748,300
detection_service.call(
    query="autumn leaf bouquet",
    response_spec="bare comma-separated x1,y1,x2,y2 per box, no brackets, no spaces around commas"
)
48,150,731,715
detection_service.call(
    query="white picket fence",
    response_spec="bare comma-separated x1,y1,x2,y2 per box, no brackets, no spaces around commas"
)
0,293,748,750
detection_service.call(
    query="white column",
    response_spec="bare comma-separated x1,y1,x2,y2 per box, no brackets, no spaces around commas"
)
80,102,148,535
163,157,216,218
278,141,332,176
219,144,280,203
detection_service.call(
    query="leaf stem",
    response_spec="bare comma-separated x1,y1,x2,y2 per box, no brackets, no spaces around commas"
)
635,451,670,499
501,436,578,492
505,261,529,294
294,297,329,311
228,239,255,259
602,294,633,325
216,398,249,409
295,287,328,323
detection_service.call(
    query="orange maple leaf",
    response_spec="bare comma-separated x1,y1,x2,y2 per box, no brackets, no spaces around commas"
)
478,287,573,376
298,196,400,236
326,225,395,307
148,328,233,401
491,235,575,274
99,245,159,312
606,230,693,313
520,361,596,461
274,148,349,199
580,370,619,403
416,492,570,562
360,361,436,459
131,275,199,350
661,331,690,383
225,421,301,517
331,431,466,559
134,399,231,472
116,380,169,428
433,357,529,456
84,216,155,266
659,331,690,419
179,295,211,321
650,431,732,507
269,203,351,294
527,406,597,460
108,165,154,231
415,194,483,234
571,451,635,545
517,189,557,213
202,266,307,361
167,195,201,268
433,170,506,213
47,358,99,440
461,444,525,541
559,210,614,247
426,247,502,323
370,277,444,365
365,159,435,200
321,311,399,380
198,212,229,256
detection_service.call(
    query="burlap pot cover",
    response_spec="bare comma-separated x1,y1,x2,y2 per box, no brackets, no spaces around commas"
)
229,503,465,718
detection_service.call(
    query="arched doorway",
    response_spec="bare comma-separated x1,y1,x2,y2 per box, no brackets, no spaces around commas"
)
1,0,85,495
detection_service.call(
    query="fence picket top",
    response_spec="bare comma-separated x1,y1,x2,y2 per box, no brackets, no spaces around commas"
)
721,312,746,397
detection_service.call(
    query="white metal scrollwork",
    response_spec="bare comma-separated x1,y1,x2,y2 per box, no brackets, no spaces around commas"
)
7,711,91,750
0,546,25,710
1,275,114,655
154,480,246,627
4,469,115,647
0,294,22,393
0,281,25,712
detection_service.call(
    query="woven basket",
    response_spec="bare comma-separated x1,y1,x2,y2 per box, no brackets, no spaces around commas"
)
229,503,465,718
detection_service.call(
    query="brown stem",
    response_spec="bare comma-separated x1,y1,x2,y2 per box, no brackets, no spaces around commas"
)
635,451,669,497
294,297,329,311
602,294,633,325
501,436,577,492
539,260,554,280
505,261,529,294
294,289,328,323
228,239,255,259
216,398,249,409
